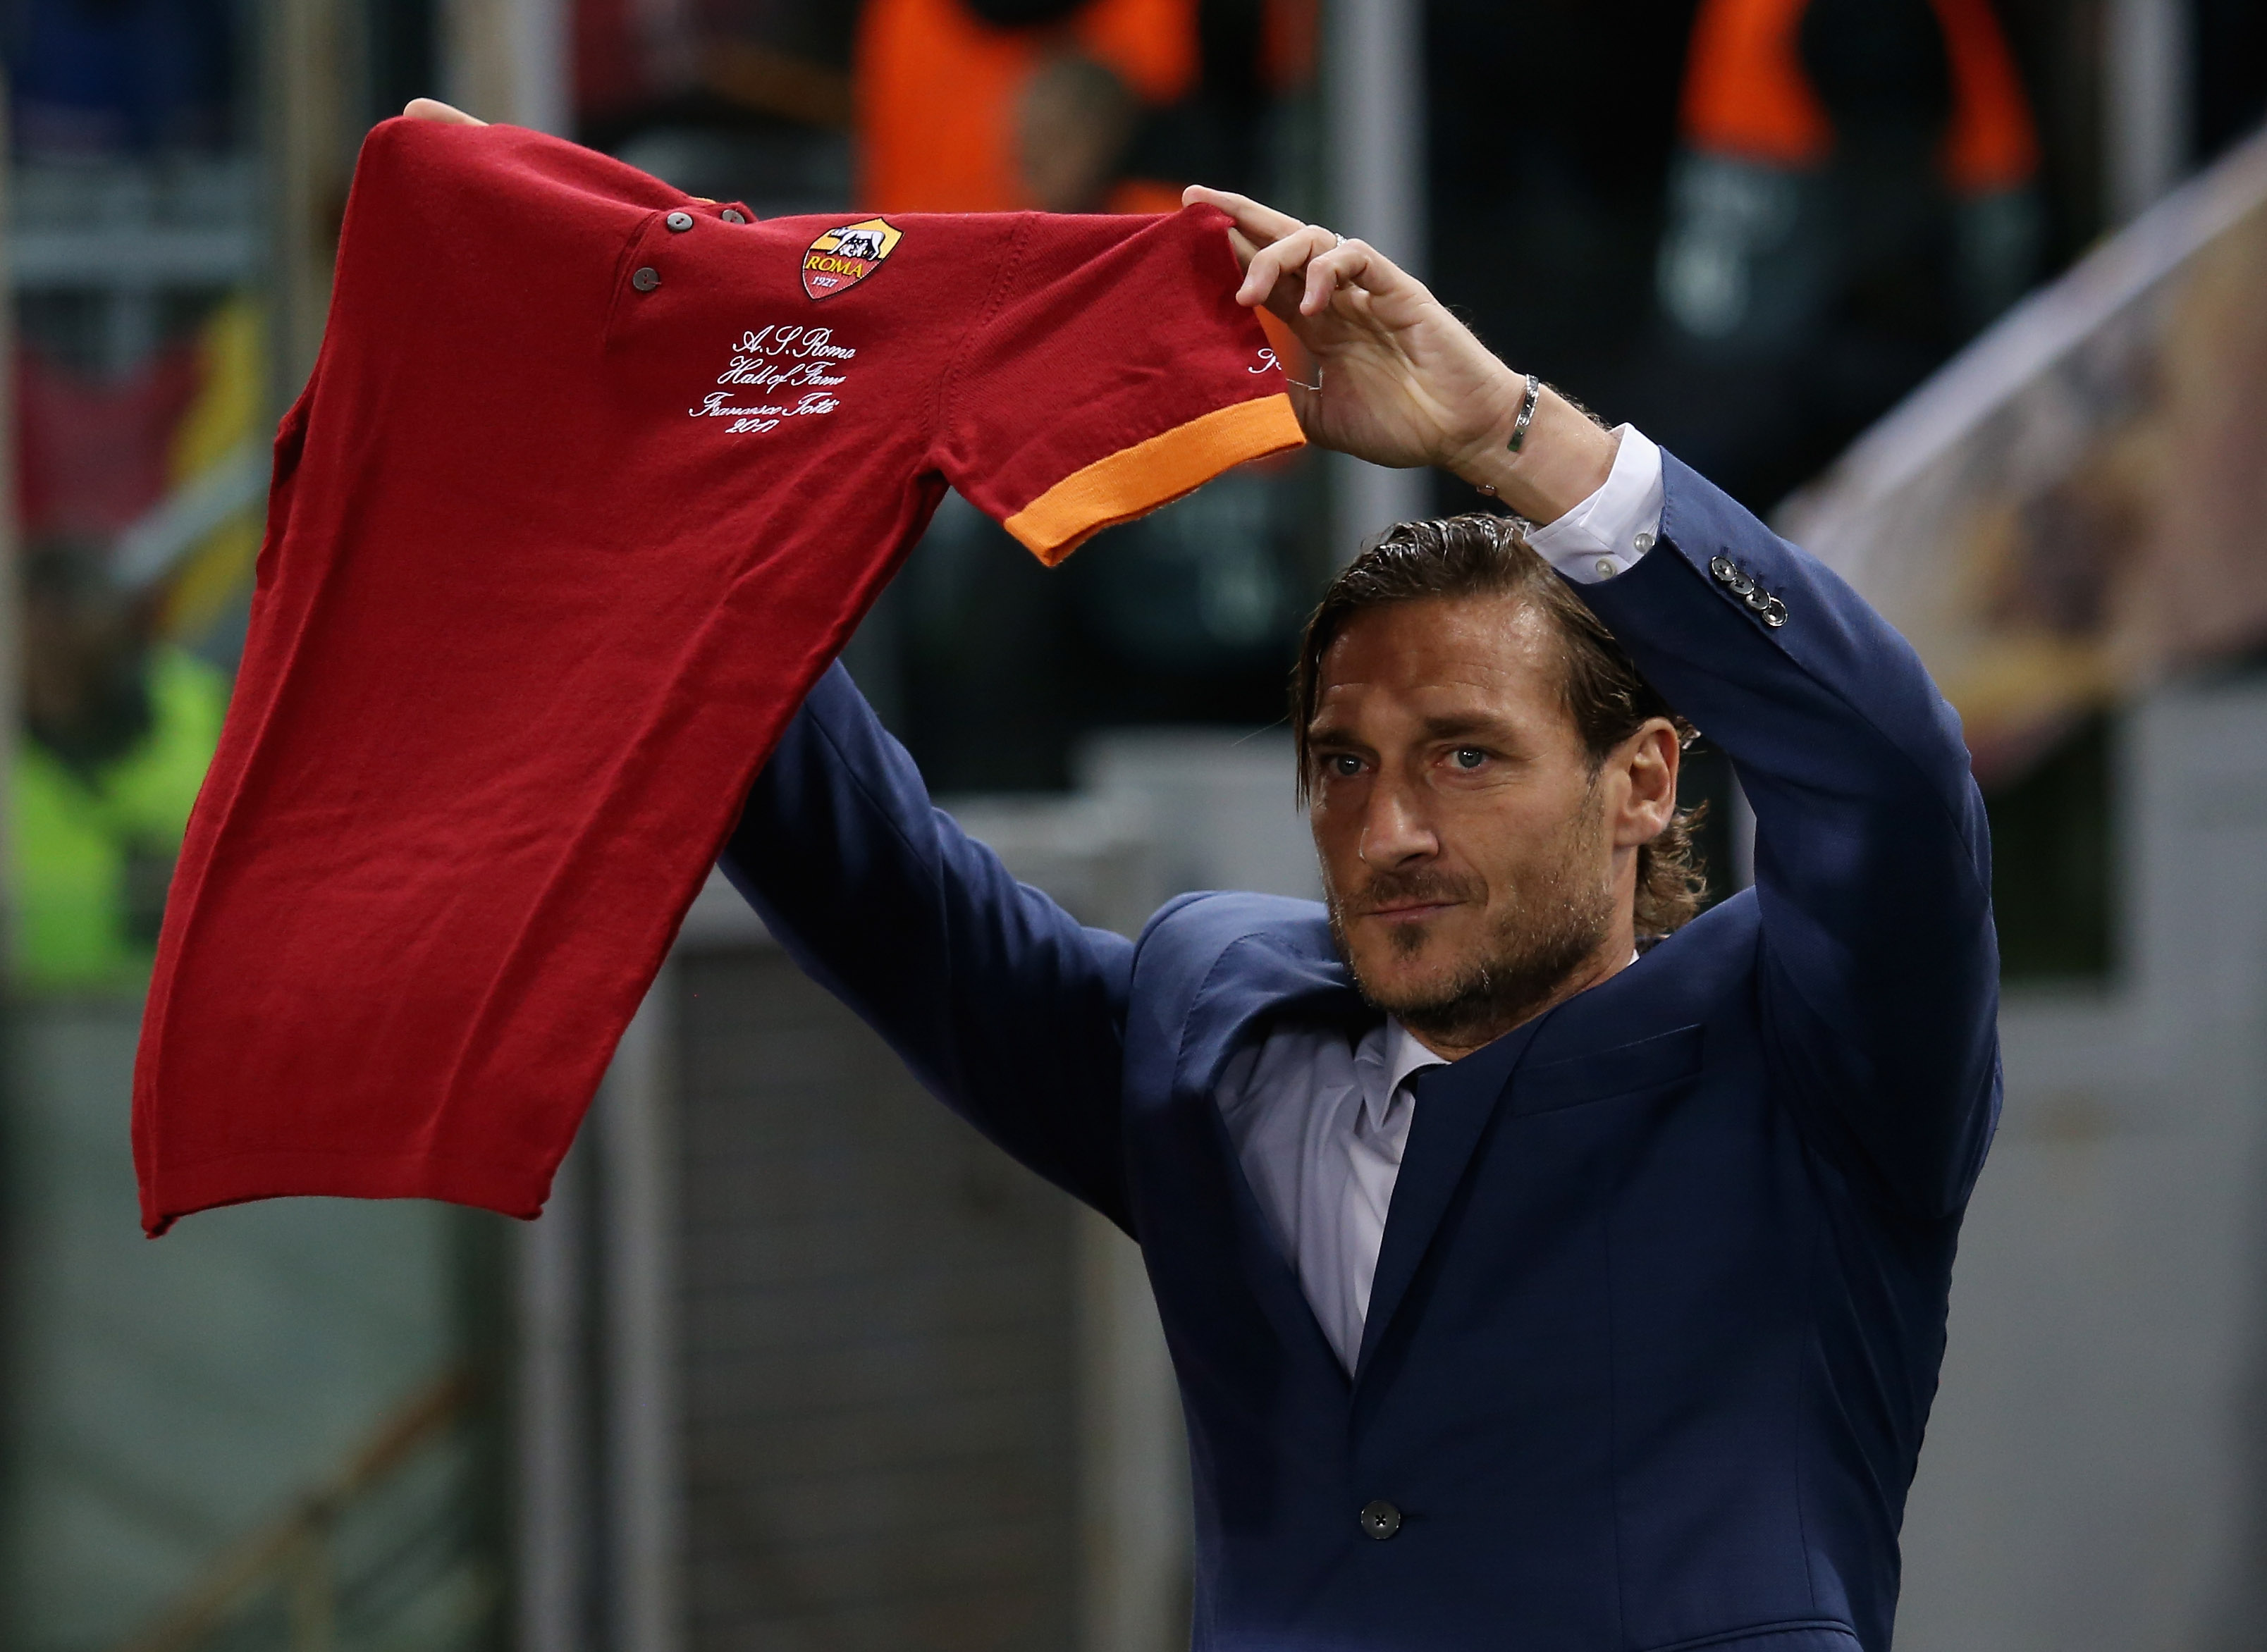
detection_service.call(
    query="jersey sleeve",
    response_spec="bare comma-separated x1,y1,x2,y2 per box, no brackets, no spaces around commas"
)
933,204,1305,565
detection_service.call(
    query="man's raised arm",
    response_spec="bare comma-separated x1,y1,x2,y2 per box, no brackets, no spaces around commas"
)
720,664,1139,1228
1574,469,2000,1217
1200,188,2000,1218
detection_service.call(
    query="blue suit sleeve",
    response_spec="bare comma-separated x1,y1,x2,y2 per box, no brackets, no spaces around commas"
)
719,662,1137,1228
1574,455,2001,1220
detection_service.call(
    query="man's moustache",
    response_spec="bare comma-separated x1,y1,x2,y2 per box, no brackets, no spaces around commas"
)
1346,870,1482,915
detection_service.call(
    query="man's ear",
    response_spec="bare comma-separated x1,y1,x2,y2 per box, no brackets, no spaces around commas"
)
1612,719,1681,848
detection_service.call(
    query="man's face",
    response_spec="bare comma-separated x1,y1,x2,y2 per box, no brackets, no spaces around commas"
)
1305,593,1676,1054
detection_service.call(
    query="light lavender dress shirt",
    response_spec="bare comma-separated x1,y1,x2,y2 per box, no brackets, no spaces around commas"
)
1208,426,1666,1374
1215,1018,1449,1371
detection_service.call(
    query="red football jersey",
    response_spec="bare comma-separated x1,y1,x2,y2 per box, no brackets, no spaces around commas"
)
133,118,1301,1235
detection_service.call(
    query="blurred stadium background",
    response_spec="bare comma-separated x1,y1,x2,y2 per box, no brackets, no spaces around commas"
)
0,0,2263,1647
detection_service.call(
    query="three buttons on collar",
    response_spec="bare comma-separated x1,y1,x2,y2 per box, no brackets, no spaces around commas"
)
1709,555,1788,629
641,207,752,294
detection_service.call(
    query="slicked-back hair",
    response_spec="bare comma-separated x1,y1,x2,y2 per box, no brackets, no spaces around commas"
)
1292,513,1709,937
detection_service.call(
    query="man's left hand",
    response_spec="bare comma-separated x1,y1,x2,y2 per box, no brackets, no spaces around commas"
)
1184,185,1617,525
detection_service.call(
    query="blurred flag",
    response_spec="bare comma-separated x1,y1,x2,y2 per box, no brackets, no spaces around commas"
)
1781,128,2267,782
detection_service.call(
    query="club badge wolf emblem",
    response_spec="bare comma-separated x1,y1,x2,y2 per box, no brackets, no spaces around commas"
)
802,218,902,301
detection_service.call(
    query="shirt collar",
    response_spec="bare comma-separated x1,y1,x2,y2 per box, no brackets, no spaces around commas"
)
1358,951,1639,1130
1355,1018,1449,1133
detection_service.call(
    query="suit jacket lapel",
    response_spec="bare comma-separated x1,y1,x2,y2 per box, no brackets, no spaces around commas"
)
1170,934,1353,1100
1141,905,1371,1381
1192,1080,1360,1381
1354,1014,1549,1381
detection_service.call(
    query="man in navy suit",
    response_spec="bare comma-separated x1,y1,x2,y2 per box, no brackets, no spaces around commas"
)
723,189,1999,1652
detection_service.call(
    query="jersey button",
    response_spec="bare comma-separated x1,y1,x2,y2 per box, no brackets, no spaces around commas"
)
1359,1499,1402,1541
631,266,661,292
720,209,749,223
665,210,695,232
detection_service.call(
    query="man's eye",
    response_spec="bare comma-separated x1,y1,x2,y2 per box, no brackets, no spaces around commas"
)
1327,754,1363,778
1451,748,1487,770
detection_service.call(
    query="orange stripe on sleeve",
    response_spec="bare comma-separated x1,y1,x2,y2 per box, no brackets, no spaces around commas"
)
1004,394,1305,566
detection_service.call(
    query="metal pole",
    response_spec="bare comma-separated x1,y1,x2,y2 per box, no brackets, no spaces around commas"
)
267,0,345,401
443,0,569,131
1325,0,1430,555
2104,0,2193,223
516,1141,591,1652
600,975,682,1652
508,0,571,136
445,8,586,1647
0,84,19,973
1076,1212,1191,1652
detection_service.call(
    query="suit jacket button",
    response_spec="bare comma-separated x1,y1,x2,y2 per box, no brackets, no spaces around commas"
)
1359,1499,1402,1540
1709,555,1737,583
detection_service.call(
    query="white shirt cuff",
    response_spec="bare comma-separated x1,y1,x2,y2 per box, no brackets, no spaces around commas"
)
1526,424,1666,584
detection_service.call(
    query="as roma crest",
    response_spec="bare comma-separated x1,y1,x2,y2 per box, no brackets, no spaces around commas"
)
802,218,902,301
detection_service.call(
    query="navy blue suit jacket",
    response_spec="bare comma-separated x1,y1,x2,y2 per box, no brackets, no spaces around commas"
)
722,457,2001,1652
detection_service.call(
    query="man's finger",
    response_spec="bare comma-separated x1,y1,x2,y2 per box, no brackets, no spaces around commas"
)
1301,240,1380,316
1239,223,1338,307
1183,185,1305,249
1301,237,1427,320
1238,236,1298,306
404,97,485,125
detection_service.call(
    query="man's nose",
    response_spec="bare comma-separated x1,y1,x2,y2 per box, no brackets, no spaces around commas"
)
1359,777,1438,866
